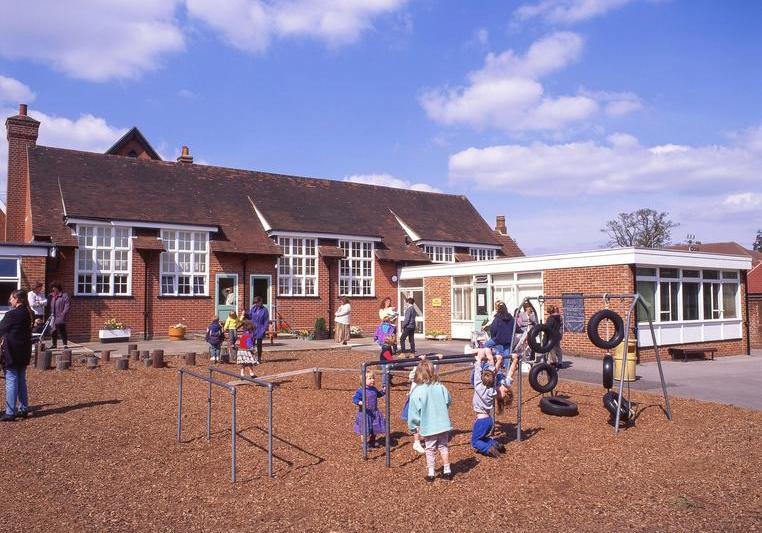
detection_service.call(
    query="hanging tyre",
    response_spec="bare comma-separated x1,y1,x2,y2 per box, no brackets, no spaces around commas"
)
528,362,558,394
602,354,614,390
602,391,634,421
587,310,625,350
527,323,558,354
539,396,578,417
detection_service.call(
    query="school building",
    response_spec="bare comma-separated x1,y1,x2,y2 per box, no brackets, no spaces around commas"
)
1,104,756,359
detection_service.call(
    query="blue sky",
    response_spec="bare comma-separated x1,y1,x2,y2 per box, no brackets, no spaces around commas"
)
1,0,760,254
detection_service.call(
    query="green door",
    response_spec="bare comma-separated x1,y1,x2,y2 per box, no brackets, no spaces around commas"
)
215,273,238,321
249,275,272,316
474,284,490,332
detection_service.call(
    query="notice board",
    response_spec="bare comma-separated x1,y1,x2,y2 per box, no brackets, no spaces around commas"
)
562,293,585,333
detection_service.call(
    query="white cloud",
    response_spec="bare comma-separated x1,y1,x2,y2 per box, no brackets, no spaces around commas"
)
343,173,442,193
448,126,762,196
186,0,407,53
721,192,762,214
0,76,35,104
514,0,634,24
420,32,637,132
0,0,184,81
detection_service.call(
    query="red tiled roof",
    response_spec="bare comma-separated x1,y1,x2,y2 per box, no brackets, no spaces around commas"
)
749,263,762,294
318,245,345,258
667,242,760,264
495,232,524,258
132,235,164,251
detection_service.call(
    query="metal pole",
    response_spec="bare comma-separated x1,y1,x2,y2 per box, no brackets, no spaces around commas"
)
517,343,523,442
177,370,183,442
231,389,237,483
638,298,672,421
207,367,212,442
268,384,274,478
361,362,368,460
385,365,391,468
614,298,638,433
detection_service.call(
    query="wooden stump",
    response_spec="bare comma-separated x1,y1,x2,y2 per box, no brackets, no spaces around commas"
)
86,356,98,369
184,352,196,366
38,350,53,371
56,360,70,371
33,343,40,366
129,350,140,361
140,350,150,361
144,358,153,368
62,349,72,361
127,343,138,352
152,351,164,369
221,346,230,364
101,350,112,362
116,358,129,370
313,370,323,390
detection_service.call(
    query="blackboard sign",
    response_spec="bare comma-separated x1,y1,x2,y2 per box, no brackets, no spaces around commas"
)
562,293,585,333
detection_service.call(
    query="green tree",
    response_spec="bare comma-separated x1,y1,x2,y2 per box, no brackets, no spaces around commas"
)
754,229,762,252
602,208,679,248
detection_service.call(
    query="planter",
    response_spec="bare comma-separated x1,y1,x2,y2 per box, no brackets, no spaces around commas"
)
98,328,131,343
168,326,187,341
313,330,329,341
425,335,437,340
436,335,448,341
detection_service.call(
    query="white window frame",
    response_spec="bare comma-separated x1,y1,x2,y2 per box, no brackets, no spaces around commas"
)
160,230,209,296
277,237,318,297
423,245,454,264
338,239,374,297
451,276,473,321
0,257,20,314
469,247,496,261
74,224,133,296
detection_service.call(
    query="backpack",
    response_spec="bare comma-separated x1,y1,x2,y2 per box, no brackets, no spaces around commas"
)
207,322,223,345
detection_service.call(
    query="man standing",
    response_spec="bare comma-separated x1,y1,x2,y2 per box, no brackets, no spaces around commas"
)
399,297,417,355
248,296,269,365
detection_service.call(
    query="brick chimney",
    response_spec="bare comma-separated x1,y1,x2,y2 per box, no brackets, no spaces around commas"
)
495,215,507,235
176,145,193,164
5,104,40,242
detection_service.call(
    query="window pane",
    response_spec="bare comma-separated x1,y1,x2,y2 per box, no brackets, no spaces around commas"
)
722,271,738,279
722,283,738,318
637,280,656,321
193,276,206,295
161,275,175,295
305,278,315,295
114,274,128,295
96,274,110,294
683,269,700,278
0,259,17,277
703,270,719,280
78,274,93,294
96,250,111,270
177,252,191,272
660,268,678,278
178,275,191,294
682,282,699,320
193,254,206,273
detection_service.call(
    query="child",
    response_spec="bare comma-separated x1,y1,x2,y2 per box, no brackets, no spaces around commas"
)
224,310,241,362
32,318,45,335
406,360,453,482
471,351,506,458
379,333,396,387
236,320,257,377
205,316,224,363
353,370,386,449
401,353,444,454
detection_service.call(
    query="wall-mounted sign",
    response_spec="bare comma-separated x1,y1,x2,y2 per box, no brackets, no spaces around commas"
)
432,298,442,308
562,293,585,333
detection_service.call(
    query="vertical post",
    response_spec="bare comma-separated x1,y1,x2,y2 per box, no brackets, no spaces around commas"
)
517,345,523,442
231,389,237,483
207,367,212,442
268,384,274,478
361,363,368,460
639,298,672,421
177,370,183,442
385,365,391,468
614,299,638,433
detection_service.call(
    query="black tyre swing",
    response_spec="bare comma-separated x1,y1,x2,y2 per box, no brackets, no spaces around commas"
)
527,323,558,354
602,353,614,390
528,362,558,394
602,391,634,422
587,309,625,350
539,396,578,417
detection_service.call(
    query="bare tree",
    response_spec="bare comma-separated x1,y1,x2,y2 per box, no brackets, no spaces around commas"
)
754,229,762,252
602,208,679,248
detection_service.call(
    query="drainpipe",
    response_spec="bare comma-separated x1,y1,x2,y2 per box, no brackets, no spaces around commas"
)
743,270,751,356
631,264,639,362
143,251,149,340
242,257,247,312
328,257,334,337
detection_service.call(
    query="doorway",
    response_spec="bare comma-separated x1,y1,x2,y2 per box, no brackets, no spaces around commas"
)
399,287,424,335
215,273,238,321
250,274,272,315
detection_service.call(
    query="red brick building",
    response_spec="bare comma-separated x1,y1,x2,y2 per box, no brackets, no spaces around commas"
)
400,248,752,360
2,104,523,340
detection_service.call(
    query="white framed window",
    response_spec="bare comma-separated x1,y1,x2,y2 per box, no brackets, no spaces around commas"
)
277,237,318,296
75,225,132,296
0,258,20,313
451,276,473,321
160,230,209,296
339,240,374,296
424,245,454,264
469,247,496,261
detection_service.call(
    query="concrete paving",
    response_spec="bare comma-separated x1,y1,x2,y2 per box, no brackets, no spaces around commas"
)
69,335,762,411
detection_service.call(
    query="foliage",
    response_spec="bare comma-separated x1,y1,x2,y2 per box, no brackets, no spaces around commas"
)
103,318,126,330
314,317,327,332
173,321,187,329
754,229,762,252
602,208,678,248
350,325,363,337
426,329,447,337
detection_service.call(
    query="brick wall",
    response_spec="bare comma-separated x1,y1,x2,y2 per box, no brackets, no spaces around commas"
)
5,113,39,242
423,276,451,335
750,295,762,349
20,256,46,291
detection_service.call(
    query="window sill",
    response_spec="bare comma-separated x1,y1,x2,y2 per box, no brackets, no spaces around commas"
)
157,295,212,300
73,294,135,299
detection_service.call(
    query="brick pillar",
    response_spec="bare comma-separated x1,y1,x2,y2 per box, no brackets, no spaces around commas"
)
5,104,40,242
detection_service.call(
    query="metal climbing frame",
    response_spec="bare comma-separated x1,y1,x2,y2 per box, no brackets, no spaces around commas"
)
518,293,672,436
176,367,274,482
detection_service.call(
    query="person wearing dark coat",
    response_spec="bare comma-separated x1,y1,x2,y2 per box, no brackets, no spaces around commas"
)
49,282,71,349
1,290,33,421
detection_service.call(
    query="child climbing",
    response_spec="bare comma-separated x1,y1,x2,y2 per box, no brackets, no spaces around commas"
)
379,333,397,387
471,351,506,458
353,370,386,449
406,359,453,482
236,320,257,377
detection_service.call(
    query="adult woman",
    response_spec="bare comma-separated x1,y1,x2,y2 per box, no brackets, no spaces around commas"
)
223,287,236,307
378,297,396,322
482,299,504,331
27,281,47,321
545,305,564,367
248,296,269,364
334,297,351,345
49,282,71,349
1,290,32,421
517,302,538,333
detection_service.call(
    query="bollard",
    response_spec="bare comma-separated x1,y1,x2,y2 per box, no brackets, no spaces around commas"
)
153,351,164,369
185,352,196,366
144,358,153,368
86,356,98,369
116,358,129,370
101,350,111,362
38,350,53,370
62,349,72,361
33,343,40,366
56,360,70,371
140,350,150,361
313,370,323,390
130,350,140,362
127,343,138,352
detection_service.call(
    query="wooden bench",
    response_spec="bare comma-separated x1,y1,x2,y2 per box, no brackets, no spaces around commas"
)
668,347,717,362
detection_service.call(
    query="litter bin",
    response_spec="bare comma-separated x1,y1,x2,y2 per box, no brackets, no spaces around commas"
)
612,339,637,382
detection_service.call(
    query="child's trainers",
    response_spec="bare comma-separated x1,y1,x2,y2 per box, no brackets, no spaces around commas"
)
488,446,500,458
412,441,425,454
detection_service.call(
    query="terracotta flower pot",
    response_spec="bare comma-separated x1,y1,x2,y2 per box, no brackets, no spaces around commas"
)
168,326,186,340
